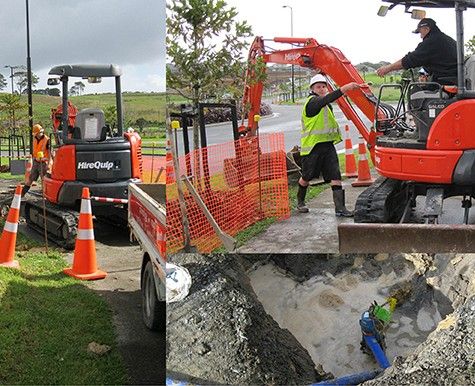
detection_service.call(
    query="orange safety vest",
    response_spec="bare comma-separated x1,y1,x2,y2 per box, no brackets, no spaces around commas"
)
33,135,50,161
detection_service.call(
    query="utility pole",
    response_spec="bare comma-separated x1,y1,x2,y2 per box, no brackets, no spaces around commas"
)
26,0,33,150
283,5,295,103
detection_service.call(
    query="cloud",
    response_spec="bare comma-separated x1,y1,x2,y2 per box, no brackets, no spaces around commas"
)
1,0,165,92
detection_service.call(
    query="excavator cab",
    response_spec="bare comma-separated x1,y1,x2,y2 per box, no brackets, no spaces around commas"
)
42,64,142,208
339,1,475,253
24,64,143,249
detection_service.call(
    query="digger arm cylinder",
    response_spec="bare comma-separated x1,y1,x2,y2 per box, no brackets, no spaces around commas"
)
241,36,387,152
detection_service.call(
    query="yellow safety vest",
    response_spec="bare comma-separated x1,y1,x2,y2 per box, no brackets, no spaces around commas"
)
300,97,341,156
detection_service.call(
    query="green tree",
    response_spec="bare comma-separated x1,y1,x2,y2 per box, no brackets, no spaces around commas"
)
0,74,6,91
0,94,27,133
167,0,252,150
360,65,369,81
466,35,475,57
47,87,60,97
13,71,39,94
69,85,78,96
104,105,117,130
74,81,85,95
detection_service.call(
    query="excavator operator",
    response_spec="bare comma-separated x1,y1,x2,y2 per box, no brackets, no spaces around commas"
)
376,18,457,85
22,124,51,197
297,74,365,216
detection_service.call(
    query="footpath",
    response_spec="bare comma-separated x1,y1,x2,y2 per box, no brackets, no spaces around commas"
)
237,180,367,254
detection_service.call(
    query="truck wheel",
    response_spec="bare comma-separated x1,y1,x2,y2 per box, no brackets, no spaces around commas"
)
142,260,165,331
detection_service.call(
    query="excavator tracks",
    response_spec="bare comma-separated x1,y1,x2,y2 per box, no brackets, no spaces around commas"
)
23,196,79,250
354,176,409,223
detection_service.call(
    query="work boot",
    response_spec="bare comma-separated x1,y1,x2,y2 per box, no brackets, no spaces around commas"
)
296,184,309,213
333,188,354,217
21,185,30,197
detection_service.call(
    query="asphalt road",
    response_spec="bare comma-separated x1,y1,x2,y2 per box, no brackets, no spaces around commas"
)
173,101,372,153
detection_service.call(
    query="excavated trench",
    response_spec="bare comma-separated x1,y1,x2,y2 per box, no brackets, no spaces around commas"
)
248,254,453,378
167,253,475,385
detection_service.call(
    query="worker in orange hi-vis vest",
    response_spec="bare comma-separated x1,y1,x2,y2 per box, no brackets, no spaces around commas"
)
22,124,51,197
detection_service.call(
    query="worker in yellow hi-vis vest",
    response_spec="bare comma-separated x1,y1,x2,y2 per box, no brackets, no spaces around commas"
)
297,74,366,216
22,124,51,196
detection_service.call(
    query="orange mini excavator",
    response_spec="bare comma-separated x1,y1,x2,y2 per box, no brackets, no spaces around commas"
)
240,1,475,252
24,64,142,248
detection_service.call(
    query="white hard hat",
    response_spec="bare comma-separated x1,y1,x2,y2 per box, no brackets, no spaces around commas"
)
310,74,327,88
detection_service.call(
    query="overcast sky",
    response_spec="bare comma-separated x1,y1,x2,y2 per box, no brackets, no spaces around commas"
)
1,0,165,93
225,0,475,66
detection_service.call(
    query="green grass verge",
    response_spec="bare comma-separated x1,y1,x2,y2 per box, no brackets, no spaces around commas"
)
0,251,128,385
0,172,24,180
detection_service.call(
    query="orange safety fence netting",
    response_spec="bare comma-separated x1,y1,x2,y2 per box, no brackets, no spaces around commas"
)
166,132,290,253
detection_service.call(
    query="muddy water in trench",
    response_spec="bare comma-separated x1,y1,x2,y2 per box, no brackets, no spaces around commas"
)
248,258,452,377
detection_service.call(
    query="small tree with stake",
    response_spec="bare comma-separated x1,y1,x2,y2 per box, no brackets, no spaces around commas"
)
166,0,252,151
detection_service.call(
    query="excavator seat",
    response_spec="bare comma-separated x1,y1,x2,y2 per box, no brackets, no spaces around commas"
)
408,88,454,142
74,108,106,141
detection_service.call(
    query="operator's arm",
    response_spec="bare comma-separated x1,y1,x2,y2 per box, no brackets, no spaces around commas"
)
401,39,433,69
376,60,403,77
306,89,343,117
377,39,433,76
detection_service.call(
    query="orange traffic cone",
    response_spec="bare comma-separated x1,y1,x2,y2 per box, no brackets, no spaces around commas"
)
24,156,32,185
64,188,107,280
344,125,358,178
351,137,375,187
0,184,22,268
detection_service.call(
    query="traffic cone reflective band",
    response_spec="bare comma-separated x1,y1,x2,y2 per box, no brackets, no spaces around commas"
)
0,184,22,268
24,156,32,184
64,187,106,280
351,137,375,187
344,125,358,178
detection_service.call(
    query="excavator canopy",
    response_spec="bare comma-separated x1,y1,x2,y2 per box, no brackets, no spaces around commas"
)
383,0,475,8
48,64,122,77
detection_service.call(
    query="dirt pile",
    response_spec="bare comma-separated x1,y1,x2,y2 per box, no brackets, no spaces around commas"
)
167,253,324,385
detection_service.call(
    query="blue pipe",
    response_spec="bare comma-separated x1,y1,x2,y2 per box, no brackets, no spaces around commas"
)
312,369,382,385
166,378,196,386
363,335,391,369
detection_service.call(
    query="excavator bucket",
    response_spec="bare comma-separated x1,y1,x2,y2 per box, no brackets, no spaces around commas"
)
338,223,475,253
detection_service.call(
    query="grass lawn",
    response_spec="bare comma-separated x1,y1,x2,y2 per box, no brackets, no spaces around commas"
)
0,173,23,181
0,92,166,131
0,247,128,384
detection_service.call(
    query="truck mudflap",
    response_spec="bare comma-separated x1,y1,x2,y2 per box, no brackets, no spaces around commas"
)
338,223,475,253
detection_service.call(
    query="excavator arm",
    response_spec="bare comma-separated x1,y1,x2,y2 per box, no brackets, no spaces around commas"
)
240,36,392,155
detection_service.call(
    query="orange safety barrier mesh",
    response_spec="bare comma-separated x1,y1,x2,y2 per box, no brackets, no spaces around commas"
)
142,155,165,184
166,132,289,253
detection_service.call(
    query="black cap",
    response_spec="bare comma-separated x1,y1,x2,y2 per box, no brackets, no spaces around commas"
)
413,18,436,34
